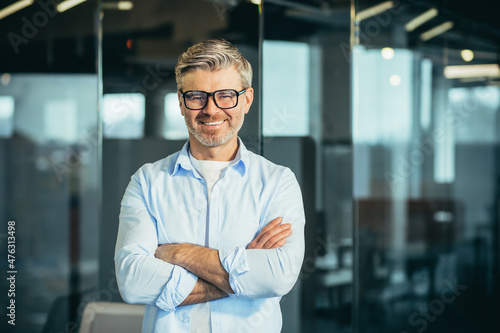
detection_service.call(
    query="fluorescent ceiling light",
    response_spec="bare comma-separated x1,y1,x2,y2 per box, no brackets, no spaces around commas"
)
117,1,133,10
405,8,438,32
0,0,34,20
444,64,500,79
57,0,87,13
420,21,453,41
102,1,133,10
356,1,394,22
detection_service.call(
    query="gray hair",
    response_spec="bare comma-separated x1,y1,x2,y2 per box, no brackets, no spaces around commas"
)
175,39,252,90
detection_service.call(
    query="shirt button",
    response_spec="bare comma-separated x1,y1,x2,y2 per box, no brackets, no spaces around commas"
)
183,317,188,323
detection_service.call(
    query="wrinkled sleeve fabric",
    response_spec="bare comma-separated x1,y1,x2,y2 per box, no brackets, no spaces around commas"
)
114,168,198,312
219,168,305,299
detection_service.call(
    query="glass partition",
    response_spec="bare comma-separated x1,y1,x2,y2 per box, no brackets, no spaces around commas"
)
262,1,353,332
0,1,100,332
352,1,500,332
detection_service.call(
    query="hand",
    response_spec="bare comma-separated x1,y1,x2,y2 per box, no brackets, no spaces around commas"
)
247,217,292,249
155,243,178,263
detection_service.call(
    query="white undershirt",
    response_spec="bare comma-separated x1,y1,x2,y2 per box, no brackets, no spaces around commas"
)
188,152,230,333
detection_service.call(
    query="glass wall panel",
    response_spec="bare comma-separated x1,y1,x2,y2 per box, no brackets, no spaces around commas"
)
0,1,99,332
262,1,353,332
353,1,500,332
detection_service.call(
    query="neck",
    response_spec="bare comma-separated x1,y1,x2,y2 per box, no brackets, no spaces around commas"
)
189,137,239,161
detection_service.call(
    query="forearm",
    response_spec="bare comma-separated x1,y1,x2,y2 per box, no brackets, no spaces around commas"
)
157,243,234,294
179,278,228,306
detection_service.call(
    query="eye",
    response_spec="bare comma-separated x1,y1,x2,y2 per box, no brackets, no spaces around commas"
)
186,92,206,101
217,91,236,99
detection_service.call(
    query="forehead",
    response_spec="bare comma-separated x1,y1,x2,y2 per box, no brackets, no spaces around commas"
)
182,66,242,91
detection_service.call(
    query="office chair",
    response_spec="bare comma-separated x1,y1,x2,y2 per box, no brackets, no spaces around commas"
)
79,302,145,333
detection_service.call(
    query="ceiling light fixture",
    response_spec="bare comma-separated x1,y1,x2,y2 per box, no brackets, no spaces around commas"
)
0,0,34,20
420,21,453,41
381,47,395,60
405,8,438,32
461,49,474,62
57,0,87,13
444,64,500,79
117,1,133,10
356,1,394,22
102,1,134,10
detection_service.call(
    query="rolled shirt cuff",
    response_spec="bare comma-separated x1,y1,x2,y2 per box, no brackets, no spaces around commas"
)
219,246,252,297
155,265,198,312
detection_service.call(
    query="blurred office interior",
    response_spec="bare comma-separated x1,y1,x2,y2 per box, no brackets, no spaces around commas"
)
1,0,500,332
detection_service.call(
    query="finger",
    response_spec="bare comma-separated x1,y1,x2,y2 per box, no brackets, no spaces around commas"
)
262,228,292,249
251,217,283,244
257,217,283,239
256,223,291,248
271,238,286,249
247,239,257,249
258,223,291,246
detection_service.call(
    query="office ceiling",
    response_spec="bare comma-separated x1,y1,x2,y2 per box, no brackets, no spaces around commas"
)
0,0,499,73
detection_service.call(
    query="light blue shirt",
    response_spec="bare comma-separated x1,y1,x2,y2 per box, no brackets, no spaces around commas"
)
115,139,305,333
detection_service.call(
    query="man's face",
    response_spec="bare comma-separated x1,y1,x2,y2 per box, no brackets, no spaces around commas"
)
179,66,253,148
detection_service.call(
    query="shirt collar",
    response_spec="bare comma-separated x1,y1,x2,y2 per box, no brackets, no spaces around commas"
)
171,138,248,177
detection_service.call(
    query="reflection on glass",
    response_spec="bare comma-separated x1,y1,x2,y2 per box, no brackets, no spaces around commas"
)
353,1,500,331
0,74,99,332
353,47,412,143
103,93,145,139
44,99,78,143
263,40,310,137
164,92,189,140
0,95,14,137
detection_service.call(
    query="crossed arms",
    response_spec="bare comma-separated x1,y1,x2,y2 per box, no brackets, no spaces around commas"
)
154,217,292,306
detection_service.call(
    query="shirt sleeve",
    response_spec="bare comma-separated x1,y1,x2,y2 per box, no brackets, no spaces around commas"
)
219,168,305,299
114,169,198,312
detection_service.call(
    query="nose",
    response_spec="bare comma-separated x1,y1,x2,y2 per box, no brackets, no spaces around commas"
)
201,95,220,116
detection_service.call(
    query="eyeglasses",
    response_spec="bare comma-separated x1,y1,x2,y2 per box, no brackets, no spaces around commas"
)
180,89,246,110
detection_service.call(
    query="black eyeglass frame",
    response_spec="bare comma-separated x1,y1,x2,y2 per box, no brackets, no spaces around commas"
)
180,89,247,110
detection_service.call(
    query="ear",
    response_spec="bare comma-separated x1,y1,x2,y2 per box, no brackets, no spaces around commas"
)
178,91,185,116
242,87,254,115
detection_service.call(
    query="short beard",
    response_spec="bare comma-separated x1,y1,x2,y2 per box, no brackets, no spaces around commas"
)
185,113,244,147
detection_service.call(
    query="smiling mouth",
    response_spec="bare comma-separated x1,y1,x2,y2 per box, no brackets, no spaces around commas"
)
200,120,225,126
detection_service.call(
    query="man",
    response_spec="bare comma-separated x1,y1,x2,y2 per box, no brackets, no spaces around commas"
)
115,39,305,332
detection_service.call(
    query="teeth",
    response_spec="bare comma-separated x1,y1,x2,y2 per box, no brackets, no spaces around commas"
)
203,120,224,126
